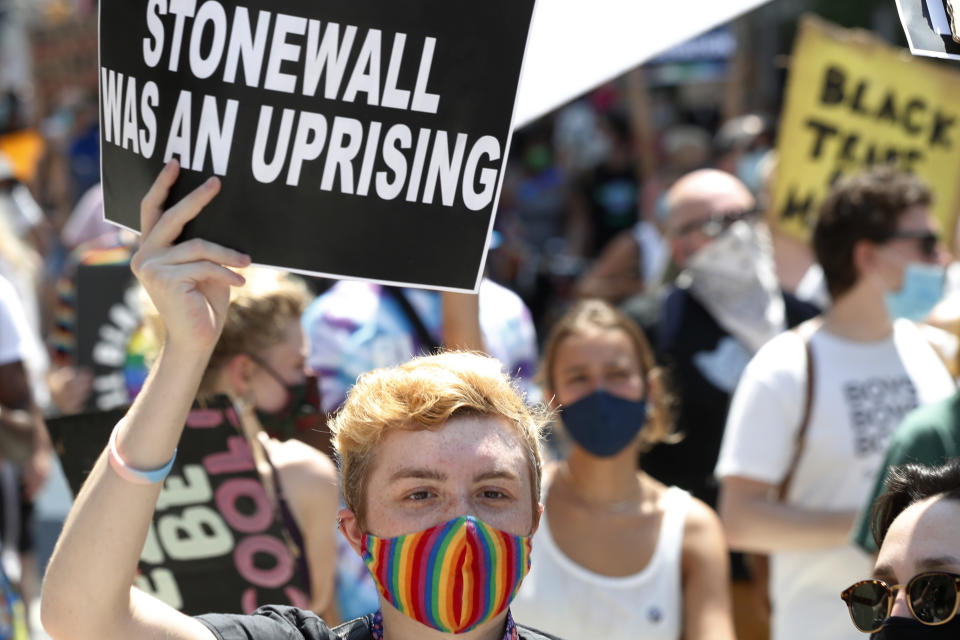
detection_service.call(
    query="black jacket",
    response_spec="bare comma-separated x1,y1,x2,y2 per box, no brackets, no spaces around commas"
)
198,606,563,640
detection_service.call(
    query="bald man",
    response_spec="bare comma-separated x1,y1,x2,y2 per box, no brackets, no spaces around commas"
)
642,170,818,513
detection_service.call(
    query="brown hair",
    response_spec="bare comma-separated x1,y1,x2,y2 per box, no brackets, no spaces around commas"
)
330,351,550,527
813,166,932,299
539,299,677,452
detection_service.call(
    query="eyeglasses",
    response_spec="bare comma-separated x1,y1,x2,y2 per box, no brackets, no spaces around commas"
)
883,229,939,260
671,207,762,238
841,572,960,633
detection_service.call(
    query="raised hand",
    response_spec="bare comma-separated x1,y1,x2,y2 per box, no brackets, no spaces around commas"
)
130,161,251,353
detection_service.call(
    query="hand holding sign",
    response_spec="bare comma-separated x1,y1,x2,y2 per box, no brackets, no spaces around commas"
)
43,162,260,640
130,161,251,353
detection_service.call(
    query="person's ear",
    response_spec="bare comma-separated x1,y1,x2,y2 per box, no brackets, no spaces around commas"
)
852,239,879,282
224,353,256,397
646,367,663,403
338,508,365,556
529,501,544,537
668,236,685,269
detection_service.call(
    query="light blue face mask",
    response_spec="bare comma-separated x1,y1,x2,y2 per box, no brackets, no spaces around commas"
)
735,149,768,195
884,262,945,321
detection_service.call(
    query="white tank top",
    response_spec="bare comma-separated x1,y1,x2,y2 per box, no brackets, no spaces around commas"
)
511,486,691,640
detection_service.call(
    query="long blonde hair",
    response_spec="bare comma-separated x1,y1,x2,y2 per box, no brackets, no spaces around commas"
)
142,267,311,394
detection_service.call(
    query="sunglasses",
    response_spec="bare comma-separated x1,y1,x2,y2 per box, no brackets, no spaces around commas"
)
671,207,762,239
841,572,960,633
883,229,939,260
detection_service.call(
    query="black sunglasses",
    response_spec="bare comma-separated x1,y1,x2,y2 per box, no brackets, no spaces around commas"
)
841,572,960,633
883,229,939,259
670,207,762,239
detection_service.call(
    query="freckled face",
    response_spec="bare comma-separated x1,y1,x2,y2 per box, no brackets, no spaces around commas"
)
362,414,537,538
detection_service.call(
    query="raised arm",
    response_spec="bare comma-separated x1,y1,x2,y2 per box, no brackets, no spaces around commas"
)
442,291,485,352
41,161,251,640
573,229,643,302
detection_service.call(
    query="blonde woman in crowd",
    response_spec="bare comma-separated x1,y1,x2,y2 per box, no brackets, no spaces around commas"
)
140,252,339,617
511,299,735,640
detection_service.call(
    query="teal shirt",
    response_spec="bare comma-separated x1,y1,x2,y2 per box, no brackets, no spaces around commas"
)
852,391,960,553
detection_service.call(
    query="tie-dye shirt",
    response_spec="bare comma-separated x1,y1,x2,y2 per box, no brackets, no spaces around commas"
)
303,280,541,413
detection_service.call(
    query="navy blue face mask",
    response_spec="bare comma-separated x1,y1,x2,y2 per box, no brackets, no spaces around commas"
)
560,389,647,457
871,616,960,639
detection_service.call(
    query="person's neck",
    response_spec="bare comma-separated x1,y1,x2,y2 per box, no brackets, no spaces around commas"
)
561,447,642,505
822,283,894,342
380,602,508,640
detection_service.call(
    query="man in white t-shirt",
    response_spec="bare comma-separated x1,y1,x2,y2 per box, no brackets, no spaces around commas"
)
715,166,956,640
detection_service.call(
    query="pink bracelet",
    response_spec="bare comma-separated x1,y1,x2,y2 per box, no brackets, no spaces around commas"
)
108,423,177,485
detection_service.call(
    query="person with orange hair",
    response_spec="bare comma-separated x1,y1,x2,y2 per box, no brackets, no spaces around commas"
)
41,162,559,640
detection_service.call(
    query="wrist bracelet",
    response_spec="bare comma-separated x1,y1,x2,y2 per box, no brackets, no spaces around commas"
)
108,422,177,485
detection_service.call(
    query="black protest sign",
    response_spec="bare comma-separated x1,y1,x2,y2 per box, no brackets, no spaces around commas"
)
48,398,309,615
48,407,124,495
896,0,960,61
75,263,147,411
98,0,536,291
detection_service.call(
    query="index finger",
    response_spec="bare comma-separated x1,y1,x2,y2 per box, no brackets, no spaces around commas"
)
140,160,180,237
143,175,221,250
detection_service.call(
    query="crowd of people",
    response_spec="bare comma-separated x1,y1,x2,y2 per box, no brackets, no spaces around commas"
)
3,7,960,640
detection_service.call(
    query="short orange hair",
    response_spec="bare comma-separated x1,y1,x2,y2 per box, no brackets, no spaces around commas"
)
330,351,549,526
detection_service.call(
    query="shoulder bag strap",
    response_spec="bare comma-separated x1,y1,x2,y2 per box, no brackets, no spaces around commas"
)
777,318,820,502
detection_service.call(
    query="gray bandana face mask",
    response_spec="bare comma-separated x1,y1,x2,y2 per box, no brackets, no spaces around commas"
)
679,220,785,353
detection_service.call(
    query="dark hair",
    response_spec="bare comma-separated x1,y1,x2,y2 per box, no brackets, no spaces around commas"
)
870,459,960,549
812,166,932,299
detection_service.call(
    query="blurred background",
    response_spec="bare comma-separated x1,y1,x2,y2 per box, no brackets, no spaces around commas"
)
0,0,940,638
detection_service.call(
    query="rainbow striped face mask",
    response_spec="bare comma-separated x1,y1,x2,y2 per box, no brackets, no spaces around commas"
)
361,515,533,634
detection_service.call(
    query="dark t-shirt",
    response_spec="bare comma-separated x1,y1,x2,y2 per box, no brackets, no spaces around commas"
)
578,163,640,257
644,286,820,508
198,606,562,640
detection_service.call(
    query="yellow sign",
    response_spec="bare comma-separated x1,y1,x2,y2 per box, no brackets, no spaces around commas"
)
773,16,960,241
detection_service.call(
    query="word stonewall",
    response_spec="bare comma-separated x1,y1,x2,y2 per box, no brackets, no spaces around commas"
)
99,0,536,291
